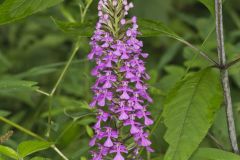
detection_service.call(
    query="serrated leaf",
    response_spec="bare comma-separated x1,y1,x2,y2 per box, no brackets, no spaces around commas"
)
190,148,240,160
0,0,63,25
0,145,18,159
18,141,52,158
0,79,38,93
52,18,95,37
163,69,223,160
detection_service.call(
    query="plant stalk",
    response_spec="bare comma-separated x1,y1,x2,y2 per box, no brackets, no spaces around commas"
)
215,0,239,154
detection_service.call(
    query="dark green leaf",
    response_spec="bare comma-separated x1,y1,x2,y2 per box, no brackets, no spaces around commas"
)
18,141,52,158
163,69,223,160
190,148,240,160
138,18,182,40
0,145,18,159
0,0,64,25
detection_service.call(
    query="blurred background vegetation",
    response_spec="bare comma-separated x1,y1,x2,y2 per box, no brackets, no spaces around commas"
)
0,0,240,159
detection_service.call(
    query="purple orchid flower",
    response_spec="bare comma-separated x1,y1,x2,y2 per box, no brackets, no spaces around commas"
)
88,0,154,159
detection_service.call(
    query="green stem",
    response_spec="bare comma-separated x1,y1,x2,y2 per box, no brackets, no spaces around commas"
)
52,145,69,160
46,40,81,137
138,113,162,157
81,0,93,23
50,41,81,96
35,89,50,97
46,96,53,138
0,116,44,141
150,113,162,136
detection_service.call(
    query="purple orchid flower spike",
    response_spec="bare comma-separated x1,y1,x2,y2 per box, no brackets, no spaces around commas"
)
88,0,154,159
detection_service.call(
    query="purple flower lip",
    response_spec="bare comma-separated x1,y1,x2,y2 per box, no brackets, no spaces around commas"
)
88,0,154,159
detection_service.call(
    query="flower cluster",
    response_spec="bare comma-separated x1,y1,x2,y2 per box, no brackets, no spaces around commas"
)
88,0,153,159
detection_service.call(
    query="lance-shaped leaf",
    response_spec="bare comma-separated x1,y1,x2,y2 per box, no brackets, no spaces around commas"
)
163,69,223,160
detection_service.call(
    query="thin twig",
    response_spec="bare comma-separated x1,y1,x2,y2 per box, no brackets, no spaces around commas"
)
215,0,239,154
50,41,81,96
35,89,50,97
52,145,69,160
47,40,81,137
207,133,224,149
226,57,240,69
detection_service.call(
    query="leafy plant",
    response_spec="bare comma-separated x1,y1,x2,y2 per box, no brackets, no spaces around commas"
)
0,0,240,159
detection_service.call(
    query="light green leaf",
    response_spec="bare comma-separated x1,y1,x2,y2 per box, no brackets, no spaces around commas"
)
85,125,94,137
163,69,223,160
198,0,215,15
18,141,52,158
0,79,38,92
0,0,63,25
190,148,240,160
0,145,18,159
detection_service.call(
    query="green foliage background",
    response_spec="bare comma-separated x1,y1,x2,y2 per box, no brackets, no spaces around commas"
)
0,0,240,159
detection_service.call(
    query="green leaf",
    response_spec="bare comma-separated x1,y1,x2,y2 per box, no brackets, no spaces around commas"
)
18,141,52,158
0,79,38,93
85,125,94,137
0,145,18,159
190,148,240,160
52,18,95,37
163,69,223,160
0,0,63,25
198,0,215,15
138,18,181,39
